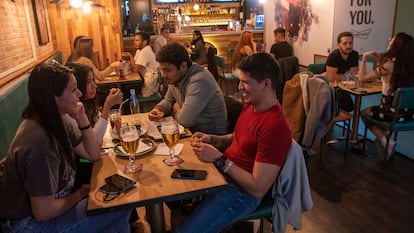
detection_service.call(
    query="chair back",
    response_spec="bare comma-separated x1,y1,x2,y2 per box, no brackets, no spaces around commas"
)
393,87,414,110
224,96,243,133
277,56,299,103
307,63,325,74
206,44,219,81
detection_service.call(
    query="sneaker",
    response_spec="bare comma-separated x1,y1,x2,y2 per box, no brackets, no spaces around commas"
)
385,140,396,161
374,138,386,160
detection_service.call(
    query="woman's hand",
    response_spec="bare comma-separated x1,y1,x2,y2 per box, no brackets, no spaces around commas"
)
71,102,89,127
105,88,123,108
110,61,122,69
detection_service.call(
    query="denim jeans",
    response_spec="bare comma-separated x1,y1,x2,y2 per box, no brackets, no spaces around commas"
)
175,182,261,233
1,199,132,233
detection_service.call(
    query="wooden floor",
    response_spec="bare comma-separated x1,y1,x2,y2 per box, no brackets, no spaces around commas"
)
130,125,414,233
132,81,414,233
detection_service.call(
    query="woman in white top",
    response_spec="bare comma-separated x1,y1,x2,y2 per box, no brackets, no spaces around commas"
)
359,32,414,160
66,63,123,144
72,37,121,81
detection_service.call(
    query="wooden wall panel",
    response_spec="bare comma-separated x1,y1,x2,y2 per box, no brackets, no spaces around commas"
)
46,0,122,68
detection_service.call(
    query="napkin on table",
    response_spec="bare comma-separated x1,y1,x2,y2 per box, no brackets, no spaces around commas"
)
154,143,184,156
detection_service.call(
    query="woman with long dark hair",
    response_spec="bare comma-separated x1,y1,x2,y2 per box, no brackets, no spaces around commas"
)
190,30,208,65
66,63,123,144
359,32,414,160
0,62,131,232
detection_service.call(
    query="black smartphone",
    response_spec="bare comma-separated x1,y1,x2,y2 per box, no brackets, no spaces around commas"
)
171,169,207,180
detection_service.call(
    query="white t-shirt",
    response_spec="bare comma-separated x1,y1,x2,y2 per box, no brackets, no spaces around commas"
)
134,46,159,97
153,36,167,55
133,45,158,74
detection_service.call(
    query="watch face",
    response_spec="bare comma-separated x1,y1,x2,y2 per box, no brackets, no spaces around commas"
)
215,157,226,168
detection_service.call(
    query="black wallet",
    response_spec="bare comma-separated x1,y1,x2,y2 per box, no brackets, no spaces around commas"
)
99,174,136,195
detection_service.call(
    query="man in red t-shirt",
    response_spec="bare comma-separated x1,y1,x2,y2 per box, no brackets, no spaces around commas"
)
174,53,292,233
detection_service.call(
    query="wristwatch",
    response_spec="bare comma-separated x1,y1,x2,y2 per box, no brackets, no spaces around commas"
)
214,156,227,171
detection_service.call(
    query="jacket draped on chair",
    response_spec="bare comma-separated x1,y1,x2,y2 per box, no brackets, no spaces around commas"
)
271,140,313,233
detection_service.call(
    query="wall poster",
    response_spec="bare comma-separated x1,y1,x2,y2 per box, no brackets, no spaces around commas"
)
332,0,396,53
32,0,49,45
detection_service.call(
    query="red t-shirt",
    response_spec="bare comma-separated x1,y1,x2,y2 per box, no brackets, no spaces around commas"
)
224,104,292,173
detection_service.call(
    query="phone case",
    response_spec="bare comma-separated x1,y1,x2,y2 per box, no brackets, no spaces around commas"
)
99,183,122,195
104,174,136,191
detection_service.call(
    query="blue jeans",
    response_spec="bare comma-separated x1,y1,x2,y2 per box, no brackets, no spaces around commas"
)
1,199,132,233
175,182,262,233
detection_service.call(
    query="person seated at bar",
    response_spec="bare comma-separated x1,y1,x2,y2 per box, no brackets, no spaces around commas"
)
270,27,293,60
65,35,85,65
0,62,132,232
359,32,414,161
72,37,121,82
232,31,257,77
190,30,208,66
173,53,292,233
66,63,123,144
153,26,172,55
122,32,159,97
324,31,359,112
148,43,228,135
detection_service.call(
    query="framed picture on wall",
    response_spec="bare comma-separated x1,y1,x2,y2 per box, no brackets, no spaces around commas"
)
32,0,49,45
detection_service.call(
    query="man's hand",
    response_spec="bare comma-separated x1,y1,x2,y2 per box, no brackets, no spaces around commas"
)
192,140,222,163
148,109,164,121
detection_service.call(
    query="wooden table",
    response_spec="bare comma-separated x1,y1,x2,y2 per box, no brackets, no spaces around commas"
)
337,80,382,142
96,72,144,112
98,72,142,84
87,114,229,233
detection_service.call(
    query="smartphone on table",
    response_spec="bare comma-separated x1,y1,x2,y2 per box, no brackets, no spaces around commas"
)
171,169,207,180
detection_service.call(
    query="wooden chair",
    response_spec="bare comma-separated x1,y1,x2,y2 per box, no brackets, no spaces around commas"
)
362,87,414,161
214,55,238,95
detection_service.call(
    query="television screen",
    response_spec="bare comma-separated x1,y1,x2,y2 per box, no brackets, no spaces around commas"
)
155,0,187,3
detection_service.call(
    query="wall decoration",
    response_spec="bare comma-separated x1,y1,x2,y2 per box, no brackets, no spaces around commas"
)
32,0,49,45
332,0,396,53
273,0,319,44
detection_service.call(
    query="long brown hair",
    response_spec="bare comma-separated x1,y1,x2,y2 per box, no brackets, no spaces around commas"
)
378,32,414,95
73,37,94,60
232,31,254,70
23,62,76,167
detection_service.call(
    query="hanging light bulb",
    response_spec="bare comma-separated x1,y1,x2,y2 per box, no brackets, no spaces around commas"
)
69,0,83,9
82,2,91,13
194,4,200,11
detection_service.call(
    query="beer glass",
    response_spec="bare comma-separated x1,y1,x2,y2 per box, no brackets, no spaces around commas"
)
120,125,142,173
